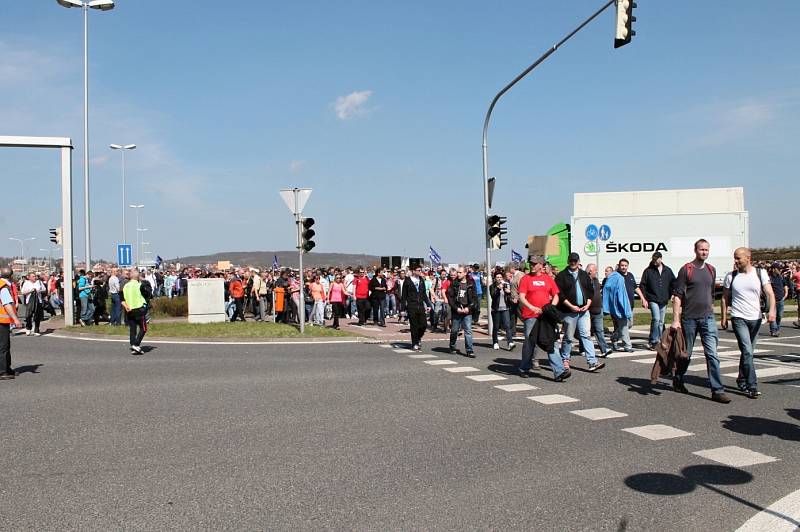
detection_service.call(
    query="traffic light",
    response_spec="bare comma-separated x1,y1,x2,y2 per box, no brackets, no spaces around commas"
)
614,0,636,49
49,227,62,245
300,217,316,252
487,215,508,250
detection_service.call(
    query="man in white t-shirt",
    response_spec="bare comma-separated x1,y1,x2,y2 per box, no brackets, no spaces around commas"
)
721,247,776,398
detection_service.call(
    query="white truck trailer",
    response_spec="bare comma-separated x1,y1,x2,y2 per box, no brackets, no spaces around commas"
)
569,187,749,283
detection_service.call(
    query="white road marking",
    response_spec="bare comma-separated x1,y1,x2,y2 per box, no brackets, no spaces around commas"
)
693,446,779,468
424,359,458,365
687,360,741,371
622,424,694,440
408,354,437,359
606,351,650,359
735,487,800,531
443,366,481,373
570,407,628,420
527,394,580,405
393,349,412,353
465,374,508,382
494,383,539,392
725,366,800,378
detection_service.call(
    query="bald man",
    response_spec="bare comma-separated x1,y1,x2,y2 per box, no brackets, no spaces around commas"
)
721,247,776,398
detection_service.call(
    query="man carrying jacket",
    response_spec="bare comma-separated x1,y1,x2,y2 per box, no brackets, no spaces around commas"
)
640,251,676,349
447,267,477,357
556,253,604,371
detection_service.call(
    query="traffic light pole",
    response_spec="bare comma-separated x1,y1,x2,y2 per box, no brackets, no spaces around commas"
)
481,0,616,334
294,189,306,334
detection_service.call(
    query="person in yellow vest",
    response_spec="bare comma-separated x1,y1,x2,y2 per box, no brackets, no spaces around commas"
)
122,269,148,354
1,267,23,379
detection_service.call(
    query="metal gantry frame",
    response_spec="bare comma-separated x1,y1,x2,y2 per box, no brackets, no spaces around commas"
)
0,136,76,326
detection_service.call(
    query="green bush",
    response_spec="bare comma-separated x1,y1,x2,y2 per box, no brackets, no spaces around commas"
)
150,296,188,317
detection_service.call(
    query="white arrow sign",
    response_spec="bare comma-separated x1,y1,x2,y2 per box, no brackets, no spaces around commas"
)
279,188,312,215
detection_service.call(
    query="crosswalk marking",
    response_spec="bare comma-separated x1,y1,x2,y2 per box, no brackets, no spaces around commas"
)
687,360,741,371
465,374,507,382
527,394,580,405
443,366,481,373
408,354,437,359
424,360,458,365
622,424,694,440
693,446,779,467
570,407,628,420
494,383,539,392
606,351,650,359
725,366,800,379
377,344,392,348
392,348,412,353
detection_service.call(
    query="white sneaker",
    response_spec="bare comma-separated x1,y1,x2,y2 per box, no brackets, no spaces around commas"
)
32,332,41,337
25,330,32,336
508,341,516,350
493,343,500,350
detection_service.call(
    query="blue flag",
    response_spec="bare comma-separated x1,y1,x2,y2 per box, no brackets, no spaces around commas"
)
429,246,442,265
511,249,523,263
272,255,280,270
155,255,163,268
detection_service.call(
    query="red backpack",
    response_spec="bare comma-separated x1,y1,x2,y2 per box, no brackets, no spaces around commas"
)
684,262,716,298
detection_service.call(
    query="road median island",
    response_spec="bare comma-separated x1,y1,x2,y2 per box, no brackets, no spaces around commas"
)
60,320,363,341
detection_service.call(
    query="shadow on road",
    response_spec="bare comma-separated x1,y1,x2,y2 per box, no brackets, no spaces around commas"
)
13,364,43,375
616,376,663,396
721,415,800,442
625,465,800,528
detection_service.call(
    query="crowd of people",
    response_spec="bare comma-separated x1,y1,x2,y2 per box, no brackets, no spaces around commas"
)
1,247,799,396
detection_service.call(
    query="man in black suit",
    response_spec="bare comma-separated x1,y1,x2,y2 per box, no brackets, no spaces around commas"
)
401,265,432,351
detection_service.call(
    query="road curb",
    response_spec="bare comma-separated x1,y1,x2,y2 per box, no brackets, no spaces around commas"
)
49,332,371,346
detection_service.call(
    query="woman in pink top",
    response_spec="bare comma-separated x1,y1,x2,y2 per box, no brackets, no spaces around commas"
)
327,274,346,329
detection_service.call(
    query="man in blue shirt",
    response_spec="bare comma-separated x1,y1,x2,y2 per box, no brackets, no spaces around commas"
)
77,270,95,326
470,264,484,321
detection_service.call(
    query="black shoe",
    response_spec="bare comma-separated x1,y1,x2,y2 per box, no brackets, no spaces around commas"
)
518,369,530,379
711,392,732,404
449,348,458,355
673,378,689,394
465,351,475,358
745,389,760,399
0,372,15,380
598,349,611,358
554,369,572,382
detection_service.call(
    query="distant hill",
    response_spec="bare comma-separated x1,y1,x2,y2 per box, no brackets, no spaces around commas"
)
169,251,381,269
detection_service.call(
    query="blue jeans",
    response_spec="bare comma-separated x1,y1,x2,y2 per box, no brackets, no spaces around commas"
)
520,317,565,376
561,311,597,364
449,313,474,353
649,302,668,344
79,295,94,323
731,317,761,391
611,315,632,349
387,294,397,316
590,312,609,354
677,315,723,393
770,300,784,333
109,293,122,325
491,309,513,345
312,300,325,325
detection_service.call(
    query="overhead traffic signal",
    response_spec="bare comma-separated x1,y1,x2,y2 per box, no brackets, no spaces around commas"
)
614,0,636,49
487,215,508,250
300,217,316,253
49,227,62,245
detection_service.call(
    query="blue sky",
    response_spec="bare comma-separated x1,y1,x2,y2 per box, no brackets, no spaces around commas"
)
1,1,798,264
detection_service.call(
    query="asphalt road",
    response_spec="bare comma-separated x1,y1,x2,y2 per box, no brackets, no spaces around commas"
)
2,325,799,531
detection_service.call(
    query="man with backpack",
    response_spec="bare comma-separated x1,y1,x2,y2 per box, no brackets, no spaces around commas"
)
671,239,730,403
721,247,776,398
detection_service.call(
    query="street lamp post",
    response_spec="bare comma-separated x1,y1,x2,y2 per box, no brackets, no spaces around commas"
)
57,0,115,271
129,204,144,267
110,143,136,246
136,228,148,268
9,237,36,267
480,0,616,334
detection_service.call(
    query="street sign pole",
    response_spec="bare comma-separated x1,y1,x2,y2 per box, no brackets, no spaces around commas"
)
280,187,312,334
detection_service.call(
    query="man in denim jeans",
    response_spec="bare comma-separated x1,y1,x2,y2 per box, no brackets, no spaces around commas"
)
447,267,477,357
721,248,776,398
671,239,731,403
555,253,604,372
639,252,676,349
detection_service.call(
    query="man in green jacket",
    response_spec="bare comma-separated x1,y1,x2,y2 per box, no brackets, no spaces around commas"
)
122,270,147,354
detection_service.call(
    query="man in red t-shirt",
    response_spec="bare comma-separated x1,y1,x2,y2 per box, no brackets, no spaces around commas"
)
353,270,372,326
518,257,568,380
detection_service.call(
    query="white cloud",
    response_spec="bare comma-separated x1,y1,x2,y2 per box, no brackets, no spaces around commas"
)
333,90,373,120
289,160,306,173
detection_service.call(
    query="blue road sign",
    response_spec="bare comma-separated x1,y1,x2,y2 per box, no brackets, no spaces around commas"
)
117,244,132,267
585,224,599,241
598,224,612,241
